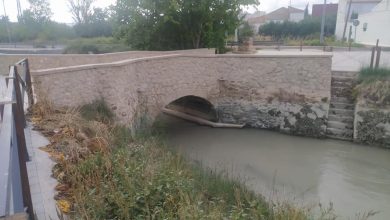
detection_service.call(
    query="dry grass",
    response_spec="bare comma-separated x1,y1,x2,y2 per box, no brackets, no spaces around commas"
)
355,68,390,107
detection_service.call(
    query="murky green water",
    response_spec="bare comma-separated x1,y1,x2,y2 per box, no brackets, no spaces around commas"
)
160,115,390,220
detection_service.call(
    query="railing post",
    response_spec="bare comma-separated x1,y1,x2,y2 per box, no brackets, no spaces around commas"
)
300,40,303,51
370,47,376,69
375,47,382,69
24,59,34,107
12,67,27,128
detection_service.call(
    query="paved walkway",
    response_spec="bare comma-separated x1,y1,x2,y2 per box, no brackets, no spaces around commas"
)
26,124,58,220
257,48,390,71
332,51,390,71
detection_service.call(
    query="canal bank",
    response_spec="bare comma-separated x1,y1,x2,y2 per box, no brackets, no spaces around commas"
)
160,114,390,220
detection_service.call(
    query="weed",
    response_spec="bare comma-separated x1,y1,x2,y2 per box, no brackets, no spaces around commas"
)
80,99,114,124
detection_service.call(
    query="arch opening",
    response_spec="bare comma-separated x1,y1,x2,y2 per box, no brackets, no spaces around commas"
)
165,96,218,122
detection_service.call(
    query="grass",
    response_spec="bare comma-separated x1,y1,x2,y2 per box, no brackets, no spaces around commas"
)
30,99,343,219
355,68,390,107
63,37,132,54
358,67,390,83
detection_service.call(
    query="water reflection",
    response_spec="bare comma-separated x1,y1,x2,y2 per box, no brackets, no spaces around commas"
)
159,115,390,220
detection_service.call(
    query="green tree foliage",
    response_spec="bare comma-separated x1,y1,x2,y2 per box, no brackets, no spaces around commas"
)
73,8,114,37
238,21,254,40
259,15,336,40
114,0,259,52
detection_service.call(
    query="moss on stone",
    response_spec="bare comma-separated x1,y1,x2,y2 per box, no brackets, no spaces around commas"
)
357,110,390,147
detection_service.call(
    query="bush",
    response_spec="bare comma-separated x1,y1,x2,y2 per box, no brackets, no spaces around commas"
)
259,16,336,40
63,37,132,54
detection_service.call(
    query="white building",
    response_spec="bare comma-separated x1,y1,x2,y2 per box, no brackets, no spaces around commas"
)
355,0,390,46
335,0,390,46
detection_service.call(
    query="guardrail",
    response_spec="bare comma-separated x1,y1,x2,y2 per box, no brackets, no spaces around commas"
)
0,59,34,219
227,40,282,46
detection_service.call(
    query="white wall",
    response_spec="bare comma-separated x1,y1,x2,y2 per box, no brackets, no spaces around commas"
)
335,0,381,40
355,10,390,46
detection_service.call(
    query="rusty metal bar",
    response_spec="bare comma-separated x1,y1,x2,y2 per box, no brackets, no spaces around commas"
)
375,47,382,69
370,47,376,69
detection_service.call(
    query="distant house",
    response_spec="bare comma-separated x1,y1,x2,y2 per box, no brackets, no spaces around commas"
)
247,6,305,34
312,3,339,17
334,0,383,41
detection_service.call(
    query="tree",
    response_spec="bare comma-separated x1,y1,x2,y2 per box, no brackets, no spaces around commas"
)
238,21,254,41
68,0,95,24
21,0,52,24
304,3,309,19
73,7,113,37
114,0,260,52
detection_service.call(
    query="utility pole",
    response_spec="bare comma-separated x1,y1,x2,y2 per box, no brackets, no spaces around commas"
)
2,0,12,43
342,0,353,42
320,0,327,44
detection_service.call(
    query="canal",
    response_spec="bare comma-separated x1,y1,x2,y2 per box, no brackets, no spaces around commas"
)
159,115,390,220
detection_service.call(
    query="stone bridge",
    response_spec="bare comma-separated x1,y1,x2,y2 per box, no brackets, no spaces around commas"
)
20,50,332,137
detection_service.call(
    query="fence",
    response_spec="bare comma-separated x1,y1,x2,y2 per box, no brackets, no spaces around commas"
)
0,59,34,219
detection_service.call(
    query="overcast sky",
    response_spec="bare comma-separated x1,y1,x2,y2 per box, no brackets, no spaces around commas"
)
1,0,339,24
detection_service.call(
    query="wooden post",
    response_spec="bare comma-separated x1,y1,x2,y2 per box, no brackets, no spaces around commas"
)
375,47,382,69
370,47,376,69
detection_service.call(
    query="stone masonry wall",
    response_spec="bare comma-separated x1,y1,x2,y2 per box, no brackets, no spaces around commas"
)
31,52,332,137
216,56,331,137
354,105,390,147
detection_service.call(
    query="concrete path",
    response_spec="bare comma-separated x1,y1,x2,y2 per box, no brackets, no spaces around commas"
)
332,51,390,71
257,48,390,71
25,124,58,220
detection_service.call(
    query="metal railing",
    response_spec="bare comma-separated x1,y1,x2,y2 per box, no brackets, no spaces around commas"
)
0,59,34,219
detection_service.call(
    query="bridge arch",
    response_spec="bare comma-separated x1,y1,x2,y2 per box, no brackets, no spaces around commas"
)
163,95,218,122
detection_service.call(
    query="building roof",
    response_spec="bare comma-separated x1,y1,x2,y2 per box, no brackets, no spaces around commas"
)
247,6,304,25
312,3,339,17
247,15,267,24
